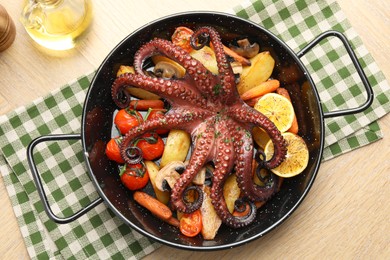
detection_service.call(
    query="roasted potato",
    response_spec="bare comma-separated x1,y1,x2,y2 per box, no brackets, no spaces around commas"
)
190,46,218,75
160,129,191,168
144,160,170,204
201,186,222,240
237,51,275,95
223,174,241,213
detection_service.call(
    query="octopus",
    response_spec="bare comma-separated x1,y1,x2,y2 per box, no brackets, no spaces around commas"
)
111,26,287,228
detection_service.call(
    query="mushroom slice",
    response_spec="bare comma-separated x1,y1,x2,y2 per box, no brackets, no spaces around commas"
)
153,60,186,79
155,161,186,191
229,38,260,59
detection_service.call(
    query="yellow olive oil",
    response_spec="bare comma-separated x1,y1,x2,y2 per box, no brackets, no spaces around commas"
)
21,0,93,50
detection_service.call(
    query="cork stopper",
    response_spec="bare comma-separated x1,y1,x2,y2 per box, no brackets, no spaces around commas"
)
0,5,16,52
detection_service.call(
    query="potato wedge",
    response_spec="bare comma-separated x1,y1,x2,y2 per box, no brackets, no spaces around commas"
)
237,51,275,95
201,186,222,240
160,129,191,168
223,174,241,213
144,160,170,204
116,65,135,76
190,46,218,75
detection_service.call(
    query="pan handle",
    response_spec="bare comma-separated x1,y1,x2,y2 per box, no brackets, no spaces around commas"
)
296,30,374,118
27,134,104,224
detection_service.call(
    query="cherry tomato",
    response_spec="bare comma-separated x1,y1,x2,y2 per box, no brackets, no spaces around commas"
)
172,26,194,53
135,132,164,161
114,108,143,135
146,108,169,135
179,209,202,237
120,163,149,190
105,137,124,163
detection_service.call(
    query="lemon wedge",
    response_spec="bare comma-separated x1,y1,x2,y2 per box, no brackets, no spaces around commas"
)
254,93,294,133
264,132,309,178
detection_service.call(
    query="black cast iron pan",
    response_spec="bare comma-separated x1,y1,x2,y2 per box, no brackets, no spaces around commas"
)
27,12,373,250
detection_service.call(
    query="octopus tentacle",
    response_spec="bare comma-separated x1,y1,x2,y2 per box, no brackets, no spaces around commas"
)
110,25,290,229
120,109,209,165
210,119,257,228
111,73,206,108
191,27,238,104
133,38,218,96
231,122,279,202
227,105,287,169
170,118,216,213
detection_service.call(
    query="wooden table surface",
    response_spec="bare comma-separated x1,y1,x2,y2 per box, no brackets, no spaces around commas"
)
1,1,389,259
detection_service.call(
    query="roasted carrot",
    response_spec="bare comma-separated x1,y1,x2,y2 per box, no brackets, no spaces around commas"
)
133,191,172,221
165,216,180,227
232,201,266,217
209,42,251,66
276,87,299,134
245,96,263,107
129,99,164,110
240,79,280,101
233,203,250,217
222,44,252,66
255,201,266,208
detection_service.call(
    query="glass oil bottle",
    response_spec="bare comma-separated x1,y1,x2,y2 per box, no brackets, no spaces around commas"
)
20,0,93,50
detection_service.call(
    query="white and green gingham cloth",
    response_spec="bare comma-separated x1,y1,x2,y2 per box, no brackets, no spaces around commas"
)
1,0,389,259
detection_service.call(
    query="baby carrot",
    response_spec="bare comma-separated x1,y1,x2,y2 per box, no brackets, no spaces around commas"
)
165,216,180,228
133,191,172,221
129,99,165,110
245,96,262,107
276,87,299,134
222,44,252,66
240,79,280,101
210,42,251,66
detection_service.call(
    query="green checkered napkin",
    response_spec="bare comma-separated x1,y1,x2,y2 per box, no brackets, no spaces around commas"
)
1,0,389,259
229,0,390,160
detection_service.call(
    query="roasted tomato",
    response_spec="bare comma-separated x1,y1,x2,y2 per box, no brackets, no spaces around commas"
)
179,209,202,237
105,137,124,163
136,132,164,161
171,26,194,53
120,163,149,190
146,108,169,135
114,108,143,135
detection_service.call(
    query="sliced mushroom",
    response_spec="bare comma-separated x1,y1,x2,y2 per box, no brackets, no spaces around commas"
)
229,38,260,59
153,61,185,79
155,161,186,191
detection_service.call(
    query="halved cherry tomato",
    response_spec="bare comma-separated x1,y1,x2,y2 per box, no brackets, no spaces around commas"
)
114,108,143,135
135,132,164,161
145,108,169,135
179,209,202,237
172,26,194,53
120,163,149,190
105,137,124,163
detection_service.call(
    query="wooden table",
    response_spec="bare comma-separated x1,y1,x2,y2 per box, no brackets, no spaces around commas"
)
1,1,389,259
